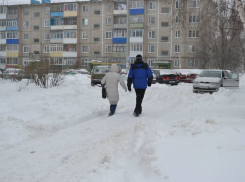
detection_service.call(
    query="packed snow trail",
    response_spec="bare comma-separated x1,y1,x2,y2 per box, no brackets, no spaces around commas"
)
0,74,245,182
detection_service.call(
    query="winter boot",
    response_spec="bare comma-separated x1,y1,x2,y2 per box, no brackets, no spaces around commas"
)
109,105,117,116
133,112,139,117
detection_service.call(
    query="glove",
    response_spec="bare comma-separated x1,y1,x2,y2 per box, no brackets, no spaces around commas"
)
148,82,151,87
127,85,131,92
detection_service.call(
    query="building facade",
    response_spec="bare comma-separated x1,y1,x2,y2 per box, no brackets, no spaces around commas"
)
0,0,205,70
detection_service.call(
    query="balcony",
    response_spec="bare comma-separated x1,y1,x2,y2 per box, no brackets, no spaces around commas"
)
6,39,19,44
0,26,6,31
112,52,126,57
50,38,63,44
6,27,18,31
130,23,143,28
113,24,127,29
63,38,77,44
50,51,63,57
113,37,127,44
64,25,77,29
50,25,64,30
64,11,77,17
7,14,18,19
130,51,143,57
63,51,77,57
130,37,143,43
0,39,6,44
51,12,64,17
0,14,6,19
130,8,144,15
0,51,6,57
114,9,127,15
6,51,18,57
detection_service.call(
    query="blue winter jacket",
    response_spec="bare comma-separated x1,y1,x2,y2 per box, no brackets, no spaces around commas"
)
127,60,153,89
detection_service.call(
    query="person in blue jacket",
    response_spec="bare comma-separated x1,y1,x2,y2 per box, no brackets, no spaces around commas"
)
127,54,153,117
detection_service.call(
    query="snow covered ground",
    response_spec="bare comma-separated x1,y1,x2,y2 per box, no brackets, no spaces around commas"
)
0,74,245,182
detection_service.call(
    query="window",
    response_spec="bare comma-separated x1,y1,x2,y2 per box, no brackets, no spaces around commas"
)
23,33,29,40
51,58,62,65
7,58,18,65
174,60,179,67
117,17,127,24
83,5,88,12
0,57,6,64
94,51,100,55
130,43,143,51
148,17,155,24
23,8,29,15
82,32,88,39
130,15,143,23
162,22,169,27
148,31,155,39
0,45,6,51
188,60,198,68
44,45,49,53
175,45,180,53
113,44,126,52
94,10,100,15
161,51,169,56
64,30,77,38
52,19,64,26
23,46,29,53
23,21,29,28
189,15,200,23
130,1,144,8
23,58,30,66
105,45,112,53
64,3,77,11
105,31,112,39
44,20,50,27
33,26,39,30
50,44,63,52
175,0,183,9
0,32,6,39
188,45,198,53
106,17,112,25
189,0,200,8
162,7,169,13
161,36,168,42
0,7,7,14
94,37,100,42
82,45,88,53
64,58,76,65
189,30,199,38
63,44,76,51
176,16,181,24
45,7,50,14
130,29,143,37
44,33,50,40
147,59,154,67
34,38,39,43
148,45,154,53
50,31,63,39
114,30,126,37
34,51,39,55
7,20,18,27
175,30,180,38
149,2,156,10
64,18,77,25
34,12,40,17
7,32,18,39
0,20,6,26
7,45,18,51
94,24,100,28
82,58,88,66
82,18,88,26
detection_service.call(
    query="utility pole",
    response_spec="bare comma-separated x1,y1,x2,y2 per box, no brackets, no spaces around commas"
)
126,0,130,73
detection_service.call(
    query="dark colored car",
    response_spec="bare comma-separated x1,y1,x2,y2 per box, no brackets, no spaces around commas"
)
153,69,180,85
3,69,31,81
91,66,110,86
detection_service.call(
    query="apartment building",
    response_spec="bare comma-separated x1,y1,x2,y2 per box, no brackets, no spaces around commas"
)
0,0,204,70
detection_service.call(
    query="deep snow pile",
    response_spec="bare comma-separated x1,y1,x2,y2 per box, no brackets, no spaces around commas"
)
0,74,245,182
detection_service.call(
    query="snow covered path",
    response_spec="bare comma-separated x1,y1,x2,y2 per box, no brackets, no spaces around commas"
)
0,74,245,182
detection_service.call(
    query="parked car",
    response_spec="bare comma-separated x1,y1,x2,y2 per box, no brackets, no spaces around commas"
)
173,69,203,83
153,69,180,85
3,68,31,81
193,70,239,93
91,65,110,86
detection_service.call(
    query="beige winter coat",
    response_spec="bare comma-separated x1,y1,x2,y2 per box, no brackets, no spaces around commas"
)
101,64,127,105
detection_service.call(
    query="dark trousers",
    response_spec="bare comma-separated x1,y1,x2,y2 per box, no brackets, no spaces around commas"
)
134,89,146,114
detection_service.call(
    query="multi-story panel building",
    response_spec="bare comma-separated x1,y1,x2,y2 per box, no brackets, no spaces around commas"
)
0,0,205,70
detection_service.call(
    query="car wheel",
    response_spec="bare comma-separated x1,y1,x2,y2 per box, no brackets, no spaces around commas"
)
193,90,198,93
91,82,95,86
220,84,223,87
209,92,213,94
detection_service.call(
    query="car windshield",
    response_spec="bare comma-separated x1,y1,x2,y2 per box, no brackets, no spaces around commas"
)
199,71,221,78
94,67,110,74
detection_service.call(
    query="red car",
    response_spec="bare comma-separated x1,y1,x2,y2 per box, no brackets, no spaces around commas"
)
174,69,203,83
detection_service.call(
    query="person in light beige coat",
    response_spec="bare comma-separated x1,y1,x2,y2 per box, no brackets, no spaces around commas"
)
101,64,127,116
